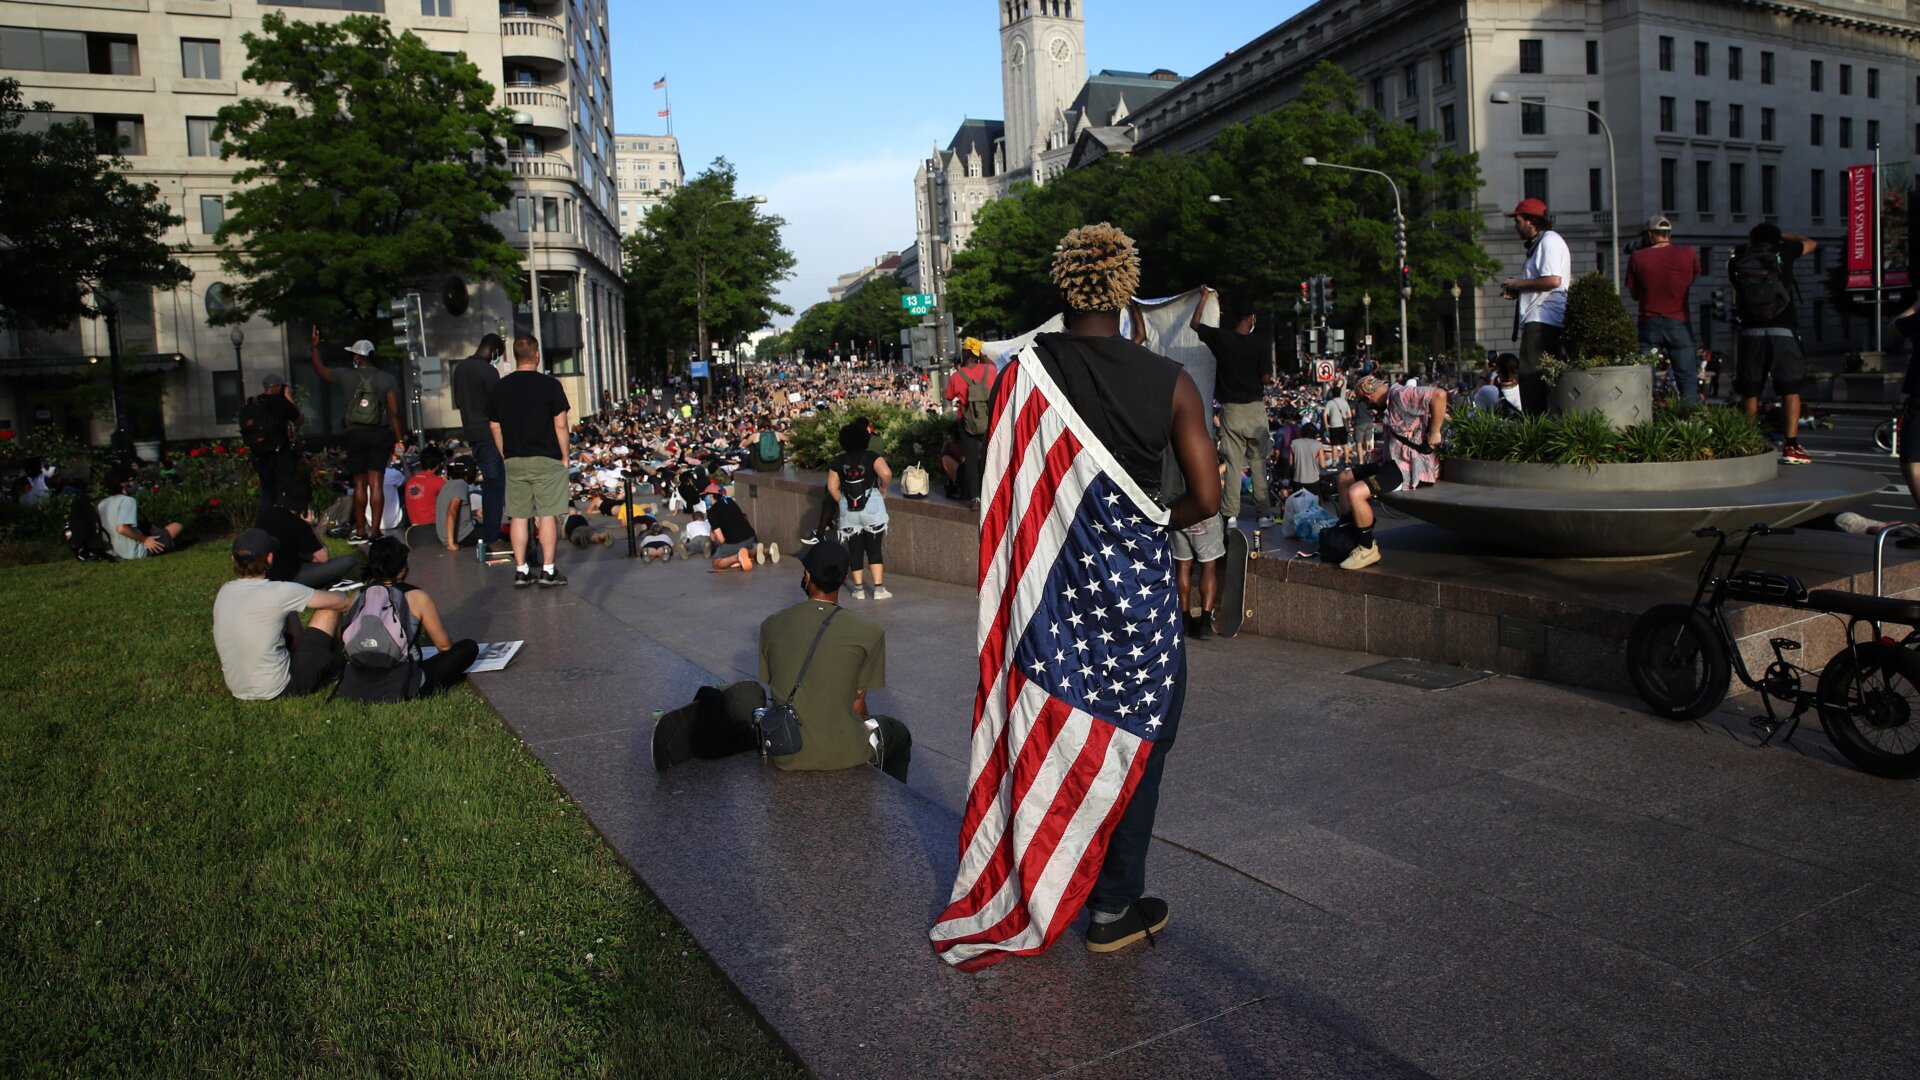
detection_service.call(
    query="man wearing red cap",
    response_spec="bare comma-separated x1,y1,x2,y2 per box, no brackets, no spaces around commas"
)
1501,198,1570,413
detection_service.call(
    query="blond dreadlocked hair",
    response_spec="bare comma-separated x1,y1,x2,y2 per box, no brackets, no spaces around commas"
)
1050,223,1140,314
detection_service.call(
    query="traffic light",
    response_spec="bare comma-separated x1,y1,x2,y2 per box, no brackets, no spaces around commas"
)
1393,211,1410,297
388,293,424,358
1308,276,1325,322
1324,277,1337,318
1710,289,1729,320
1300,280,1310,310
1400,266,1413,298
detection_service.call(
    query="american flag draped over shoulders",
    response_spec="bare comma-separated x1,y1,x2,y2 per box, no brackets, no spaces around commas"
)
929,343,1184,970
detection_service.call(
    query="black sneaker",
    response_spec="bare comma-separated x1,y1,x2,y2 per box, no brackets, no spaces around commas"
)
1086,897,1170,953
324,524,353,540
1190,613,1215,641
513,569,534,588
539,567,568,588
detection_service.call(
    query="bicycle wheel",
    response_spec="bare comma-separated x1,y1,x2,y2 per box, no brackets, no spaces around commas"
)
1626,604,1732,720
1873,419,1895,453
1816,644,1920,779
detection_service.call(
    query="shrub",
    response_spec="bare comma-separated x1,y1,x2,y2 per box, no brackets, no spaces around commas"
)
786,401,948,474
1444,405,1773,466
1560,270,1641,365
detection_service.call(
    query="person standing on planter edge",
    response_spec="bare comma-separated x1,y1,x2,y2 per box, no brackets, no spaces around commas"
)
1730,222,1817,465
308,327,403,544
488,335,573,588
1190,285,1274,529
451,332,508,562
945,337,996,511
1627,215,1703,405
1500,198,1570,414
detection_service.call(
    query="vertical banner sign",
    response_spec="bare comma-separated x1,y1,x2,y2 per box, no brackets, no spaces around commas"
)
1846,164,1876,290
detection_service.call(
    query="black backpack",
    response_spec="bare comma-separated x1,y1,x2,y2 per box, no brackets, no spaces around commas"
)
64,495,114,562
835,451,879,512
238,395,287,455
1728,247,1793,323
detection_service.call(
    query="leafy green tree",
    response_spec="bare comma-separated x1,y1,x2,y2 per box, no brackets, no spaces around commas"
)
753,331,790,360
209,13,521,334
621,159,795,379
786,300,845,359
0,78,190,332
948,62,1498,339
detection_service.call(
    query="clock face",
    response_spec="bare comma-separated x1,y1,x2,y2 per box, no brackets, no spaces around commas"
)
1049,36,1071,62
1010,40,1025,66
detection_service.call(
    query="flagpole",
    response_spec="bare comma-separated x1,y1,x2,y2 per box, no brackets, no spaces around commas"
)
665,81,673,139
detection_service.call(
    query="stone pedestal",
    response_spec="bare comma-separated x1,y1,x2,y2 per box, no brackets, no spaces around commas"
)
1549,363,1653,428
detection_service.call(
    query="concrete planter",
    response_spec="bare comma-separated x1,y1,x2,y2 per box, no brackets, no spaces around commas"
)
1443,453,1778,493
1550,363,1653,429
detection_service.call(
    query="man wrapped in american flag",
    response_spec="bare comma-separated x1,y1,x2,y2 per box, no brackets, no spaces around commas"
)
929,224,1221,968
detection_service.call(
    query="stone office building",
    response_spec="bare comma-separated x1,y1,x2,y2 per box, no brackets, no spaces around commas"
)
1124,0,1920,360
0,0,627,448
613,132,682,237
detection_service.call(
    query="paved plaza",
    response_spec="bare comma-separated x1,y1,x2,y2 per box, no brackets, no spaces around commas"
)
409,536,1920,1079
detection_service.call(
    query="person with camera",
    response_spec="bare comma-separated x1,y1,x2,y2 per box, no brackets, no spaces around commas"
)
650,539,911,782
1500,198,1570,414
238,373,303,509
1330,374,1447,571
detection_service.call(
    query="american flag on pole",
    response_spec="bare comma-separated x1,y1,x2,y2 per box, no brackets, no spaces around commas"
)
929,343,1182,970
657,108,671,118
652,75,667,90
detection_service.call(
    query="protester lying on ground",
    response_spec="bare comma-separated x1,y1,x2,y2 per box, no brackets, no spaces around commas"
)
651,539,911,782
254,484,358,589
637,516,676,561
335,537,479,703
213,528,354,700
563,501,615,549
706,492,776,572
98,466,184,560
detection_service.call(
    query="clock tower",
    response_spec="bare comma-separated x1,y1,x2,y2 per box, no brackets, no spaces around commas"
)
999,0,1085,180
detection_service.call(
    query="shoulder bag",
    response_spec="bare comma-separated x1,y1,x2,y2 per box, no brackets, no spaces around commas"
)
754,607,841,758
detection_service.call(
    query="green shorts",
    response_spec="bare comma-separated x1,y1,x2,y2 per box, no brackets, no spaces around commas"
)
504,456,568,519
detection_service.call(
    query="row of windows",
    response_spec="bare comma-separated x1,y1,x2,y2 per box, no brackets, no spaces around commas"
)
1654,96,1886,149
1516,37,1605,76
1654,35,1883,98
0,26,140,75
1368,45,1457,112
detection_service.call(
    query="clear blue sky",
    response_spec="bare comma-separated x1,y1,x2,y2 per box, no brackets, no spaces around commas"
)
605,1,1306,322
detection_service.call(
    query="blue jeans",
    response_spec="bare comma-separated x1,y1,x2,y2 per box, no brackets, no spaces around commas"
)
474,440,506,543
1640,318,1700,404
1088,652,1187,916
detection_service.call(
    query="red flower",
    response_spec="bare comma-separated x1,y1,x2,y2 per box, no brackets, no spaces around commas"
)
0,430,14,440
209,498,220,508
212,445,225,454
190,448,202,457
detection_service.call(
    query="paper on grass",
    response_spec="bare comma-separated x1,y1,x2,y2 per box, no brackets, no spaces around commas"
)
418,640,524,673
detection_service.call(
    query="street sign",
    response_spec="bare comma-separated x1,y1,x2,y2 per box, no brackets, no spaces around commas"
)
1314,359,1336,383
690,360,710,378
901,292,936,316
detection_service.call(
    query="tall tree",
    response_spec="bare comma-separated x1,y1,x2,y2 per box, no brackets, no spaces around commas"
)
209,13,521,334
621,159,794,377
0,78,190,332
948,62,1498,338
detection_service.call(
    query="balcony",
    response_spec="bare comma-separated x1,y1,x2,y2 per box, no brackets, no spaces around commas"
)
501,16,566,67
507,151,574,180
505,86,568,134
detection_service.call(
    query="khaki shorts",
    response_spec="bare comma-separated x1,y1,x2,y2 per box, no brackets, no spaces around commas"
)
1170,514,1226,563
504,456,568,518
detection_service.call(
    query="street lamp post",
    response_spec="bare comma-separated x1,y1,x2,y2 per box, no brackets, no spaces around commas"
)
511,112,542,355
1361,291,1372,354
1302,157,1409,375
693,194,767,411
1449,281,1463,371
229,327,245,399
1489,91,1619,292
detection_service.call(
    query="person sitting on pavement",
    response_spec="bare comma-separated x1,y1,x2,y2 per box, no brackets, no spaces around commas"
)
336,537,479,703
705,491,776,572
827,418,893,600
98,466,184,560
212,528,353,700
680,509,713,558
254,482,358,589
437,457,478,553
1332,375,1447,571
403,447,447,537
651,539,911,782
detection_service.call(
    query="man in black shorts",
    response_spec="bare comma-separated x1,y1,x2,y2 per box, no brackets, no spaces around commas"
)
308,327,404,543
211,528,352,700
1731,222,1817,465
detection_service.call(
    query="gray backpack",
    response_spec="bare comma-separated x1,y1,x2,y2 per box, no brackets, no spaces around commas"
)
336,585,422,703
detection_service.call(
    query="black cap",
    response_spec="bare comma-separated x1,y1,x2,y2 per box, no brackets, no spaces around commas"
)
799,538,850,579
232,528,279,560
262,373,285,389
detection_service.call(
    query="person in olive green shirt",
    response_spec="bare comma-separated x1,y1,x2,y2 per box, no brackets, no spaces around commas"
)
651,539,911,781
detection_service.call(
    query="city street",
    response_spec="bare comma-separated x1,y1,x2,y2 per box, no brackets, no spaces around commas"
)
1799,406,1913,522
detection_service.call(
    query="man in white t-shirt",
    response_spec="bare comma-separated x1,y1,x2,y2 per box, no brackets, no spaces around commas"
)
1500,198,1571,413
211,528,353,700
97,466,183,560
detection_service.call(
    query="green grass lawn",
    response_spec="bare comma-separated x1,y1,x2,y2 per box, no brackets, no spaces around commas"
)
0,546,800,1078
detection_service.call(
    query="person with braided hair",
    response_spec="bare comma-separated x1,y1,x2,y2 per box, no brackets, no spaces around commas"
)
1026,223,1220,954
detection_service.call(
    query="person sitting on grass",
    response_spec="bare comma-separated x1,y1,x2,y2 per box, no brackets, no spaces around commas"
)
651,539,911,782
706,491,776,572
336,537,479,703
254,481,358,589
212,528,353,700
98,466,184,560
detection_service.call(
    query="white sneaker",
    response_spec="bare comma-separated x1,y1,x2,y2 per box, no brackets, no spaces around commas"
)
1256,515,1278,528
767,542,780,564
1339,543,1382,571
1836,512,1884,535
1224,516,1238,529
871,585,894,600
847,584,867,600
754,541,767,564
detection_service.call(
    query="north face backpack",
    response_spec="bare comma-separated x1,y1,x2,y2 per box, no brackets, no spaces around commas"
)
333,584,423,703
1728,248,1793,324
344,371,386,426
64,495,114,562
755,430,783,468
960,367,993,436
836,451,879,512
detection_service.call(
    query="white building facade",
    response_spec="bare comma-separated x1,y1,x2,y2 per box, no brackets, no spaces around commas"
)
1126,0,1920,357
613,132,682,238
0,0,627,445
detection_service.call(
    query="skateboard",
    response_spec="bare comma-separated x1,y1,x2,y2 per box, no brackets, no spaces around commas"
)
1216,524,1258,638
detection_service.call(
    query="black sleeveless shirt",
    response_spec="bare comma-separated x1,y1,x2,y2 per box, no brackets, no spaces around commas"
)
1030,332,1181,502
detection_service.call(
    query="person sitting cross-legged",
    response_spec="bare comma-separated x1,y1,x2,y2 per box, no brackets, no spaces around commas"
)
335,537,479,703
652,539,911,782
254,482,359,590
